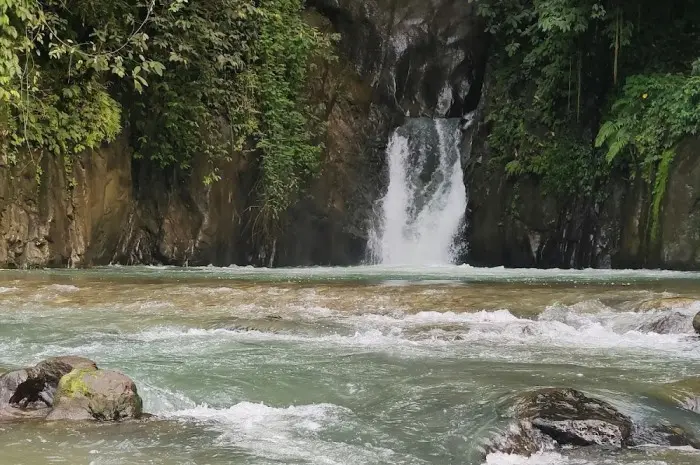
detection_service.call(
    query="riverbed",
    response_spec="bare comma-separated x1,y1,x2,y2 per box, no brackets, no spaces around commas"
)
1,266,700,464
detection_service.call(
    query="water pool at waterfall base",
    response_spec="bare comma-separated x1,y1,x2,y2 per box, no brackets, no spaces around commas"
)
1,266,700,464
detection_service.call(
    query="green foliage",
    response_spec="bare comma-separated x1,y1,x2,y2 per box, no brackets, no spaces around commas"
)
0,0,332,232
488,79,603,197
478,0,700,243
596,72,700,237
596,74,700,163
476,0,614,197
0,0,158,168
129,0,332,230
254,1,330,227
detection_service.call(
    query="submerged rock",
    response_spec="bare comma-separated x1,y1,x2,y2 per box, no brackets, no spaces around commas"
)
636,311,692,334
636,297,697,312
631,423,700,448
652,377,700,413
47,368,143,421
0,356,97,414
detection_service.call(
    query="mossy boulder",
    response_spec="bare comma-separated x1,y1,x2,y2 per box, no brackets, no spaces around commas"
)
46,368,143,421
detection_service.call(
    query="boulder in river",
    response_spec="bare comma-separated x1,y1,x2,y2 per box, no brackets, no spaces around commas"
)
514,388,633,447
693,312,700,335
486,388,633,456
0,356,97,416
46,367,143,421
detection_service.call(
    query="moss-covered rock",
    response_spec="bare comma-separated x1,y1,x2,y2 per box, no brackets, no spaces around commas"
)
47,368,143,421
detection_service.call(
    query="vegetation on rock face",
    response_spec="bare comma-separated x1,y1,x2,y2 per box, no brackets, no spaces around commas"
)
0,0,333,231
475,0,700,238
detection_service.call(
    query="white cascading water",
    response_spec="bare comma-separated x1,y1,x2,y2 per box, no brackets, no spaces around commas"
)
369,116,472,265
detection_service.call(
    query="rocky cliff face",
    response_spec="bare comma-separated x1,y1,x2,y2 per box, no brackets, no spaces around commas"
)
465,108,700,269
0,141,131,268
1,0,700,269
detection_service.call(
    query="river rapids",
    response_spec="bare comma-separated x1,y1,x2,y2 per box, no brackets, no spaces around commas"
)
1,266,700,464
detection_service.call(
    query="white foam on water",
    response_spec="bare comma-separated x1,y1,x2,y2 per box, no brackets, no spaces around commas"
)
99,263,700,283
132,326,239,342
139,384,198,414
67,302,699,355
483,452,570,465
0,286,18,293
124,300,175,311
165,402,400,464
170,401,344,431
41,284,80,292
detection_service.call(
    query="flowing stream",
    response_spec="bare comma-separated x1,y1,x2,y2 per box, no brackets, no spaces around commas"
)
1,266,700,464
369,118,468,265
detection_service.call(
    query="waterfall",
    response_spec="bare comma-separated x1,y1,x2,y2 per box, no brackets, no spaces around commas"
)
369,117,471,265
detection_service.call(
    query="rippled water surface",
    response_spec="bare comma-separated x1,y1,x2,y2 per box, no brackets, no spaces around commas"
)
2,266,700,464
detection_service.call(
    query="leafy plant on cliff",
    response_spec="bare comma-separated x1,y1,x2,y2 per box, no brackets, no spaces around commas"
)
1,0,332,236
476,0,700,245
476,0,614,198
0,0,160,170
596,72,700,238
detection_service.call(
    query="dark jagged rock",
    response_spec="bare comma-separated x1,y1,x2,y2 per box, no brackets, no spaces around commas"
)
487,387,700,458
514,388,633,448
485,388,634,457
0,356,97,413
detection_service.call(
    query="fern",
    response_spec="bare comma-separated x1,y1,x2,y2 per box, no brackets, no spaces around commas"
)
650,149,675,240
597,71,700,243
595,121,620,148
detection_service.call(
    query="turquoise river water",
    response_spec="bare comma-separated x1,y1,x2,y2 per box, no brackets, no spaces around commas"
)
1,266,700,465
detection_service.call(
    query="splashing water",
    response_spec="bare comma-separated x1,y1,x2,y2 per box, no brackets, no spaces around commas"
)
2,268,700,464
369,117,470,265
